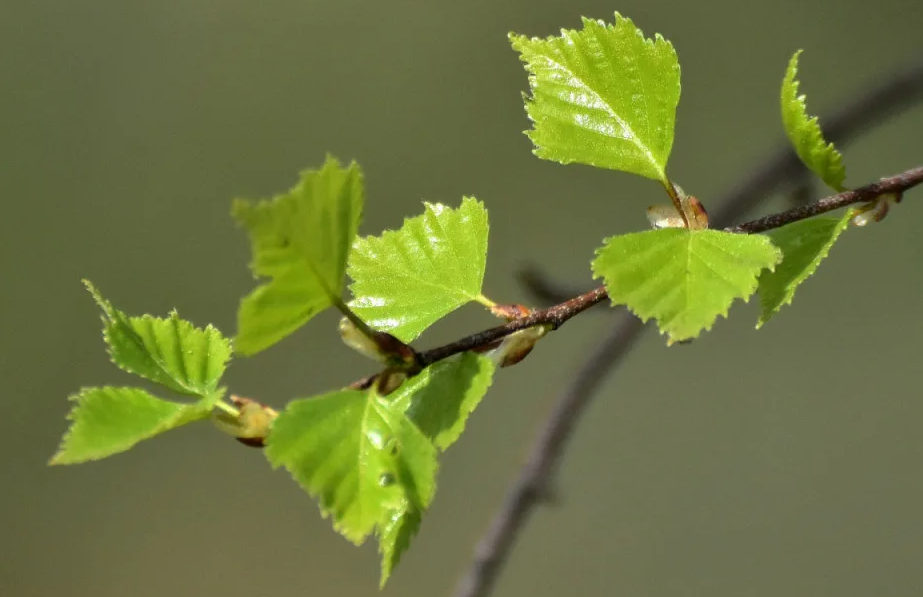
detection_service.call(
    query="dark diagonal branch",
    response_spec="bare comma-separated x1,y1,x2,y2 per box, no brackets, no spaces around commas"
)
450,55,923,597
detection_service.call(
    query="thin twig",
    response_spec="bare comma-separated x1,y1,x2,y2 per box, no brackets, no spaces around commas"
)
451,55,923,597
398,166,923,372
344,164,923,392
727,166,923,233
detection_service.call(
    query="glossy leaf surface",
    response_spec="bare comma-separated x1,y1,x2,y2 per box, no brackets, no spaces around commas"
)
510,13,680,181
348,197,488,342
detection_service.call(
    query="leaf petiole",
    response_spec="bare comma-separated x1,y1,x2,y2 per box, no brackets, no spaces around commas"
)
475,294,498,309
212,399,240,418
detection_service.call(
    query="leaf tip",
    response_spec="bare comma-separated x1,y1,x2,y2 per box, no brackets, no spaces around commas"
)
83,279,111,314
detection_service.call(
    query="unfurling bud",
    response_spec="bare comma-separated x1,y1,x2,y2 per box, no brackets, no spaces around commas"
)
851,193,901,227
649,184,709,231
339,317,420,370
684,196,710,230
212,396,278,448
375,368,408,396
488,325,548,368
646,204,686,229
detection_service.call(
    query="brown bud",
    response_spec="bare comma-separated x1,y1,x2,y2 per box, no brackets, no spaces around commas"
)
375,368,408,396
489,325,548,368
685,196,709,230
851,192,901,227
648,191,708,231
489,303,533,321
339,317,421,371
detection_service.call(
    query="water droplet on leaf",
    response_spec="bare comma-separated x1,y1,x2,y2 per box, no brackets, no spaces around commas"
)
379,472,396,487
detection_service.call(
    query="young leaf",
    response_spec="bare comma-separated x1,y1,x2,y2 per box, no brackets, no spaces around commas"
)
265,389,437,582
348,197,489,342
266,354,494,582
375,353,494,581
84,281,232,397
233,156,363,355
592,229,782,343
50,387,220,465
390,352,496,450
379,507,421,587
756,211,852,327
781,50,847,191
510,13,681,182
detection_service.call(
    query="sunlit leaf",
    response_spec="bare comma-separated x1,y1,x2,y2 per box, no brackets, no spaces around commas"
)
348,197,489,342
233,156,363,355
50,387,220,465
592,229,782,342
781,50,847,191
84,280,232,397
757,211,852,327
510,13,680,181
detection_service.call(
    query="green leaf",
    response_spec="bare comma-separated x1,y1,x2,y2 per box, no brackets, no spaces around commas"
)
391,352,496,450
50,387,220,465
265,389,437,584
592,229,782,343
379,353,493,579
347,197,489,342
510,13,681,182
233,156,363,355
781,50,847,191
84,280,232,397
378,507,421,587
756,211,852,328
266,354,494,583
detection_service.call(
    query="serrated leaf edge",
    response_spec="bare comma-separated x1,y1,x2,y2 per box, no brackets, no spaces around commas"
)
756,211,852,328
509,12,679,182
782,50,847,192
592,230,782,342
347,197,489,341
83,280,231,397
49,386,220,465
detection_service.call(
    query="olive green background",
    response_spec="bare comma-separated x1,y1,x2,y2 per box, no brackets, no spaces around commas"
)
3,1,923,596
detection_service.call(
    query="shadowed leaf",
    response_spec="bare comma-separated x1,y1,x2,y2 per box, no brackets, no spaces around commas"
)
593,229,782,343
781,50,847,191
233,156,363,354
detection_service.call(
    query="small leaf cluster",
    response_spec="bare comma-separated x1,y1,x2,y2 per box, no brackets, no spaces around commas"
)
52,11,883,587
51,281,233,465
513,12,859,341
55,156,506,585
